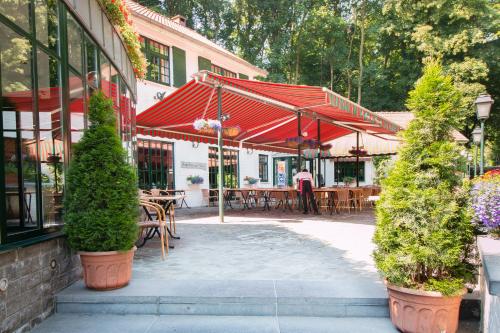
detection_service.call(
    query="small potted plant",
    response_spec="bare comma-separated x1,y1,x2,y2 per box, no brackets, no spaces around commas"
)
373,61,475,333
342,176,355,187
64,91,139,291
187,175,204,186
244,176,259,187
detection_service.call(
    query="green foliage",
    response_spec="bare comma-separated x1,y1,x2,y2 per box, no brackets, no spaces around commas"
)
372,155,393,185
373,61,475,296
64,91,139,252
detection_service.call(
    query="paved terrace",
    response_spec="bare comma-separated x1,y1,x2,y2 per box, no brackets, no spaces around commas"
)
134,208,380,283
32,208,479,332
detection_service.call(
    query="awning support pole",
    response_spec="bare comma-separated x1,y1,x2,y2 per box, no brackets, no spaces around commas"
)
217,86,224,223
356,132,360,188
317,119,321,187
297,113,302,210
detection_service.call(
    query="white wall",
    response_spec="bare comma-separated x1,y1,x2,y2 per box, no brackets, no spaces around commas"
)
136,81,177,116
238,149,273,189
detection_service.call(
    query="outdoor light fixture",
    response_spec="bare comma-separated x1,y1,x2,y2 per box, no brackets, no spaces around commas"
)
472,126,482,145
474,94,494,175
475,94,494,120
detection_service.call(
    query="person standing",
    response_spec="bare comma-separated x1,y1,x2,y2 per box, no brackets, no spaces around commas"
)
294,169,320,215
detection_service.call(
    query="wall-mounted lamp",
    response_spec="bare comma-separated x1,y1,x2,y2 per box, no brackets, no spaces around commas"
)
192,142,200,148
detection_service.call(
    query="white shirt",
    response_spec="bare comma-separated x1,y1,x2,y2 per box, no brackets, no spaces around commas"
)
293,171,314,184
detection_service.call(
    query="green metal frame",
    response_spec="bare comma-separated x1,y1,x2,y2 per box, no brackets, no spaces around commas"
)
0,0,136,248
140,36,171,86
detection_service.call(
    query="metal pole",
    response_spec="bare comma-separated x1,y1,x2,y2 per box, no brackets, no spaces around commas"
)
480,120,485,175
317,119,321,187
356,132,360,187
474,144,478,177
217,86,224,223
297,113,302,171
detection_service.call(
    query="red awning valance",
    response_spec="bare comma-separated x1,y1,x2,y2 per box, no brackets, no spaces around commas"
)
137,71,401,153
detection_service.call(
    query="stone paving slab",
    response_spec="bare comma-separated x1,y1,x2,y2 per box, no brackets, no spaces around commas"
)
31,314,402,333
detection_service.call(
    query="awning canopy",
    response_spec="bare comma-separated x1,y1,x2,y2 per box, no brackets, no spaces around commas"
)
137,71,401,153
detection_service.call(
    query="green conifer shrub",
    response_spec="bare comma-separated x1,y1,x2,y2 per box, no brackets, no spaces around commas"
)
64,91,138,252
373,61,475,296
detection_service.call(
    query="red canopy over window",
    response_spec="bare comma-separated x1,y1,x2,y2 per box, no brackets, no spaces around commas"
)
137,71,400,153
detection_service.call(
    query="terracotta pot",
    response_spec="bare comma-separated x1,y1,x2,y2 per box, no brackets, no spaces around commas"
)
79,247,136,290
386,282,465,333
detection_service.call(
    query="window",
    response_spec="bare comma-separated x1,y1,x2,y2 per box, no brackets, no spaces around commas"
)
211,64,237,78
208,147,238,189
141,36,170,85
259,155,268,182
334,161,365,182
137,140,174,190
0,1,137,245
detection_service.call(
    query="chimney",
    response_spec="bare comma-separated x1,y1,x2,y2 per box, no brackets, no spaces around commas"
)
171,15,187,27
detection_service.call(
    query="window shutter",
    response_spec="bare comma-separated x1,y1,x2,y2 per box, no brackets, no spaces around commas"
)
239,73,249,80
172,46,186,87
198,56,211,71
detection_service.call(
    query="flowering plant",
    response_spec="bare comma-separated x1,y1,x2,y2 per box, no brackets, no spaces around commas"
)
244,176,259,185
187,175,204,185
207,119,222,131
471,169,500,237
348,146,368,156
193,119,209,131
99,0,147,78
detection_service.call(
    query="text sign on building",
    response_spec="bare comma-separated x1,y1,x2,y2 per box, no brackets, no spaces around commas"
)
277,161,286,187
181,161,207,170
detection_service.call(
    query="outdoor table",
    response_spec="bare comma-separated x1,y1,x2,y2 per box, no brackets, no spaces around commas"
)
163,189,190,208
225,188,254,210
313,188,339,214
139,195,184,247
252,188,294,211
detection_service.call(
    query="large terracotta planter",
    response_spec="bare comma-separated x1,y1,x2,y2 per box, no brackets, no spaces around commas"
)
387,283,465,333
79,247,136,290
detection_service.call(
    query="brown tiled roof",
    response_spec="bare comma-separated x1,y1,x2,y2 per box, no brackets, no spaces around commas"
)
125,0,268,77
376,111,468,143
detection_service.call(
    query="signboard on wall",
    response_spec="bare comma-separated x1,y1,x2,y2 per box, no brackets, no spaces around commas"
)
277,161,286,187
181,161,207,170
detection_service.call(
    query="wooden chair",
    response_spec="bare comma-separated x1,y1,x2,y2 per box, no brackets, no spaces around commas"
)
138,200,168,259
362,188,373,208
316,191,331,213
202,189,218,206
350,189,364,211
334,188,354,213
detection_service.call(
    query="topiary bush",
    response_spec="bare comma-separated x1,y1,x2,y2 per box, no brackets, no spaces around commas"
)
64,91,138,252
373,61,475,296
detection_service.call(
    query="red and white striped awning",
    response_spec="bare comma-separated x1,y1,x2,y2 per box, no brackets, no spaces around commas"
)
137,71,401,153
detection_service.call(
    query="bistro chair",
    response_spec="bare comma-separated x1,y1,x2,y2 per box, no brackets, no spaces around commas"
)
316,191,331,213
350,188,364,211
334,188,354,213
138,200,168,259
202,189,218,207
362,188,373,208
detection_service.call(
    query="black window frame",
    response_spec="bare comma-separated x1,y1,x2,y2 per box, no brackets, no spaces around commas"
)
258,154,269,182
334,161,365,182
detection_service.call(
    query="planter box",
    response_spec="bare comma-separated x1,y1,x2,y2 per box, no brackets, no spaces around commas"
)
478,236,500,333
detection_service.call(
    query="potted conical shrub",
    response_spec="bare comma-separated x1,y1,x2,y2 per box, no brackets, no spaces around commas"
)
373,61,475,333
64,91,139,290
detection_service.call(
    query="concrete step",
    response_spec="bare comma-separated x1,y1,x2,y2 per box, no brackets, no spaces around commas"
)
56,279,389,317
31,314,400,333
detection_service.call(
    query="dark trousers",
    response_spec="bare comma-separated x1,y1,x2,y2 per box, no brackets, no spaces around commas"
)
301,180,318,213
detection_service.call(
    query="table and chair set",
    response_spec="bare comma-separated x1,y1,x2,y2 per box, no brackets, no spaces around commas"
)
137,189,185,259
205,186,381,214
135,186,380,259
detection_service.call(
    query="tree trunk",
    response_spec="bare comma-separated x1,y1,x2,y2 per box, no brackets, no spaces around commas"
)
357,0,366,105
330,61,334,91
347,7,357,100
